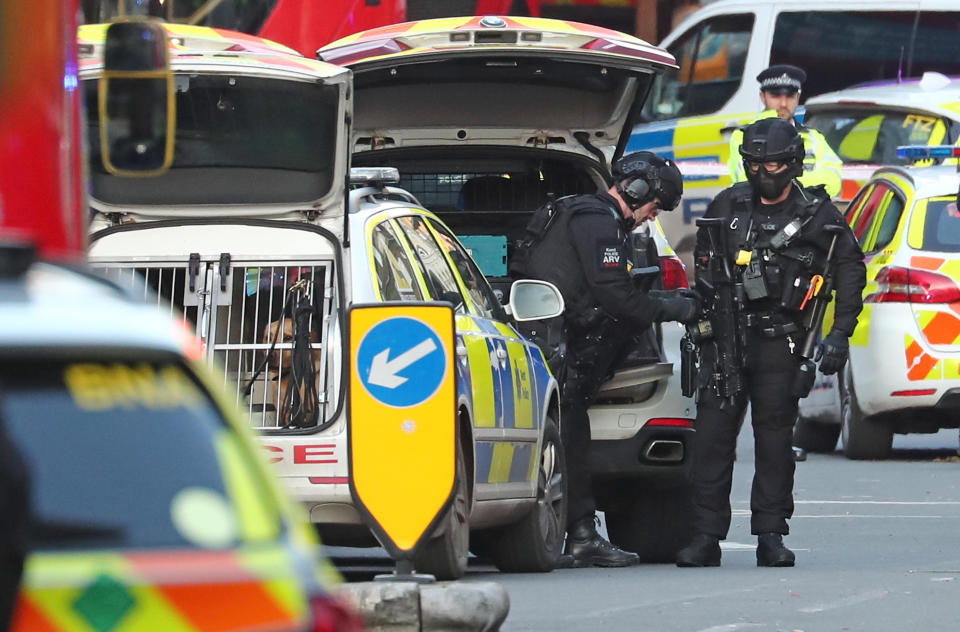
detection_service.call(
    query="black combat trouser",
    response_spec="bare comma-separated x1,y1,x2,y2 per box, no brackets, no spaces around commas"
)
562,331,630,530
690,332,800,538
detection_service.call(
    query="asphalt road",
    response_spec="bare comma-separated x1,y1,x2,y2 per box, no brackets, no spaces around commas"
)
330,426,960,631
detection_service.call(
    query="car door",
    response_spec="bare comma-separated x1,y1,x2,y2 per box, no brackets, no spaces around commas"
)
426,217,541,494
393,213,538,496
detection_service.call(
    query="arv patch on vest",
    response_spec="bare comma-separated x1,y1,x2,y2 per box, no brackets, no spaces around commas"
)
599,242,622,269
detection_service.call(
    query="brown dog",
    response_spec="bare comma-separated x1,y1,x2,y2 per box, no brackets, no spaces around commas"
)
262,317,322,426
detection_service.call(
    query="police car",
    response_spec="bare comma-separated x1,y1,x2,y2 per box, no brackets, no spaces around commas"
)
320,15,698,561
797,149,960,459
80,23,569,580
2,247,357,632
803,73,960,203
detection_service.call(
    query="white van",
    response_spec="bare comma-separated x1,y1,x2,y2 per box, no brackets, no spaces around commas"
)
628,0,960,259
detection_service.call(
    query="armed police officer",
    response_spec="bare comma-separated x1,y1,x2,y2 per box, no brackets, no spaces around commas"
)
728,64,843,199
676,119,865,568
517,151,700,567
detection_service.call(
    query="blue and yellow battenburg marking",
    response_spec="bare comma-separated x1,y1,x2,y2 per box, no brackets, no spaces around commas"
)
456,314,551,485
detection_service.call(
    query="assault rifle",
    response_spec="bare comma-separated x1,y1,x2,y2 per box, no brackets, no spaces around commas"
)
680,217,746,403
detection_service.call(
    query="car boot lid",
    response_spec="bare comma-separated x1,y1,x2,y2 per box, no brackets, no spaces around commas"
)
79,23,351,220
319,16,676,163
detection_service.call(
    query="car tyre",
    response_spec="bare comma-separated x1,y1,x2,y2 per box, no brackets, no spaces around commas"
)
793,414,840,453
605,482,693,563
840,369,892,460
414,439,470,580
486,417,566,573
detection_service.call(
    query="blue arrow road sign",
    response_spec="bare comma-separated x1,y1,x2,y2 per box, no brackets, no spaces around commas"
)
356,316,448,408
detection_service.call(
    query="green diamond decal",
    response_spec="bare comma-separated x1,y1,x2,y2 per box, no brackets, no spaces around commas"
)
72,574,135,632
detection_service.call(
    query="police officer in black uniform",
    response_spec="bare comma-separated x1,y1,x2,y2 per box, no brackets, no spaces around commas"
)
676,118,866,568
519,151,700,567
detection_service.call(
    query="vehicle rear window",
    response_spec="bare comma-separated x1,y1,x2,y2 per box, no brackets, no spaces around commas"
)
0,358,271,551
919,199,960,252
806,109,955,165
772,11,960,100
84,76,340,205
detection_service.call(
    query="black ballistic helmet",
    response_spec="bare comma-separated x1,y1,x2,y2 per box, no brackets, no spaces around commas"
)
739,118,805,199
612,151,683,211
739,118,805,175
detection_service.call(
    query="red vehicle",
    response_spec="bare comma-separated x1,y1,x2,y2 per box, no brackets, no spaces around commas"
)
0,0,85,260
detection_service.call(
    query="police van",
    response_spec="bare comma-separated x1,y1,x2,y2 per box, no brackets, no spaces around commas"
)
628,0,960,259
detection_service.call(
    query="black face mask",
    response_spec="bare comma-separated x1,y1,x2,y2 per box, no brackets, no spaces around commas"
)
746,166,794,200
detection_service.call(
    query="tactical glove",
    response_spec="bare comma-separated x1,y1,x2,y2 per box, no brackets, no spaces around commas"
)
815,331,849,376
654,290,700,324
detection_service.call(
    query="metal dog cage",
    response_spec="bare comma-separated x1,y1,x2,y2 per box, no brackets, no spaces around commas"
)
92,256,338,430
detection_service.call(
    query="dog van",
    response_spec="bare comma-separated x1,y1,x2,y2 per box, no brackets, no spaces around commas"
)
80,21,579,580
627,0,960,262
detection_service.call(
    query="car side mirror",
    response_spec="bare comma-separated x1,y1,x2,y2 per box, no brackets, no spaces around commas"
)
507,280,565,322
98,19,174,177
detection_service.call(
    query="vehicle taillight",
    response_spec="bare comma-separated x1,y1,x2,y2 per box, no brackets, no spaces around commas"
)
309,594,365,632
865,266,960,304
660,255,689,290
647,418,694,428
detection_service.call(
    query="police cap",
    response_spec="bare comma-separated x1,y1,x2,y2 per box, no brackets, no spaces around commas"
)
757,64,806,95
612,151,683,211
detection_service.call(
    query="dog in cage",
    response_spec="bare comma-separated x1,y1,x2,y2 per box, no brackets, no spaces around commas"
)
247,273,323,428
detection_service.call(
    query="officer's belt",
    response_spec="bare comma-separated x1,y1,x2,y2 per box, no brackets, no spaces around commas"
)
740,311,800,337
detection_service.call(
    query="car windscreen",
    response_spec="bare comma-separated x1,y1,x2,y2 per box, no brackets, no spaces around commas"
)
84,75,339,205
918,198,960,253
806,108,957,165
0,357,275,551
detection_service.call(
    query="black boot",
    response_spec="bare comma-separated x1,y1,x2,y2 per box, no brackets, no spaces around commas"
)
563,516,639,568
675,533,721,567
756,533,795,567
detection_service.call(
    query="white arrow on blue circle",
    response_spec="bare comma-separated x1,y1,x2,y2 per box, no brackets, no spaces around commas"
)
367,338,439,389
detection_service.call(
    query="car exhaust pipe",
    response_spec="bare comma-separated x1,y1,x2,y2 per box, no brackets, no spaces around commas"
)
643,439,684,463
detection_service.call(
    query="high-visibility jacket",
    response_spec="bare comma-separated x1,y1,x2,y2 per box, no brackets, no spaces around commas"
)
727,109,843,198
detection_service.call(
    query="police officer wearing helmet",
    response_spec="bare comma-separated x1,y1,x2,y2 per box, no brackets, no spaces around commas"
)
676,119,865,568
727,64,843,198
517,151,700,567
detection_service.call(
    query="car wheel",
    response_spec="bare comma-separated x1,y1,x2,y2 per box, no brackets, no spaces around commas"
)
605,482,693,563
487,417,566,573
414,439,470,579
793,414,840,453
840,369,892,460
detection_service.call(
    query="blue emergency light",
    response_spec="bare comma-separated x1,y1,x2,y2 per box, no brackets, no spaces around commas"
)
896,145,960,160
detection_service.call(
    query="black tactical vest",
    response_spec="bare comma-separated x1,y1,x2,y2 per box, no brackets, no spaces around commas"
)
718,183,831,315
516,195,623,324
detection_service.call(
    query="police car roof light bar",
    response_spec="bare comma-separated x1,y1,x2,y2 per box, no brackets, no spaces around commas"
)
895,145,960,160
350,167,400,188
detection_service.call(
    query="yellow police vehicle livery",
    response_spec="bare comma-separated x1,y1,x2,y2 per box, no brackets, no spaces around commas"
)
77,22,567,580
803,74,960,202
628,0,960,260
322,15,700,563
2,253,354,632
797,151,960,459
